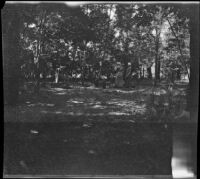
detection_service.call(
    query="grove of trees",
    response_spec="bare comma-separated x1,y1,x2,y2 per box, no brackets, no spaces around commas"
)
2,3,199,121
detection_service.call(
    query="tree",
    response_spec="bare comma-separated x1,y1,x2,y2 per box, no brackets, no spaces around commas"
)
114,4,139,86
81,4,116,85
163,6,190,81
20,4,63,89
188,4,199,122
165,4,199,123
134,5,169,85
2,4,22,105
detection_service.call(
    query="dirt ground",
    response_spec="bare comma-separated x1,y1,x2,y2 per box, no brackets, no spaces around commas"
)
4,82,197,176
4,82,188,123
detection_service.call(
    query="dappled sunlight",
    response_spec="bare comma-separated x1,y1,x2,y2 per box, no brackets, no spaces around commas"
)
40,110,64,115
107,99,147,115
56,91,68,95
107,99,136,107
141,87,186,97
39,101,146,117
85,86,100,90
87,102,102,106
110,86,153,93
62,95,148,116
28,102,55,107
153,89,167,96
91,104,106,109
67,100,84,104
108,112,130,116
21,88,150,119
142,88,164,95
43,87,70,95
122,104,147,115
39,109,135,117
66,97,103,107
41,110,48,114
66,112,85,116
51,87,66,92
5,83,188,122
103,88,142,94
40,111,106,116
55,111,63,114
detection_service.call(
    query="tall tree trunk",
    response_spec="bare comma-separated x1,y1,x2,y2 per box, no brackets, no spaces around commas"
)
139,67,142,79
34,62,40,94
123,32,129,86
154,35,159,86
123,56,128,86
176,68,181,80
142,67,145,78
157,56,161,80
155,57,158,85
81,66,85,86
55,69,59,84
188,5,199,123
34,40,41,93
3,5,21,105
35,10,47,91
147,66,152,79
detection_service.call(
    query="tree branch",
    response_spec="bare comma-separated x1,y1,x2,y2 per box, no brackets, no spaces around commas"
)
166,17,190,79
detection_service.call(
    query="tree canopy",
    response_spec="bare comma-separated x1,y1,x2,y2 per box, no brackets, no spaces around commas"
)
3,3,198,108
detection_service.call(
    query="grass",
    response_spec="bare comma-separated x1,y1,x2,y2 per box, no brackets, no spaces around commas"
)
4,82,189,123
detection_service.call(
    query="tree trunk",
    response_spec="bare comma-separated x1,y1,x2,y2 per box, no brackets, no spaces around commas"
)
147,66,152,79
142,68,145,78
176,68,181,80
55,69,59,83
34,57,41,94
123,59,128,87
81,67,85,86
188,5,199,123
155,58,157,84
171,71,175,84
34,39,41,94
154,36,160,86
157,56,161,80
3,5,21,105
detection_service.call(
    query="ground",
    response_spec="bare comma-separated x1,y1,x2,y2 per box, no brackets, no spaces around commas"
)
4,81,188,123
4,82,197,176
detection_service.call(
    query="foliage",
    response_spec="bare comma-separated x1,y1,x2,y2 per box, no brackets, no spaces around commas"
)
4,3,191,92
